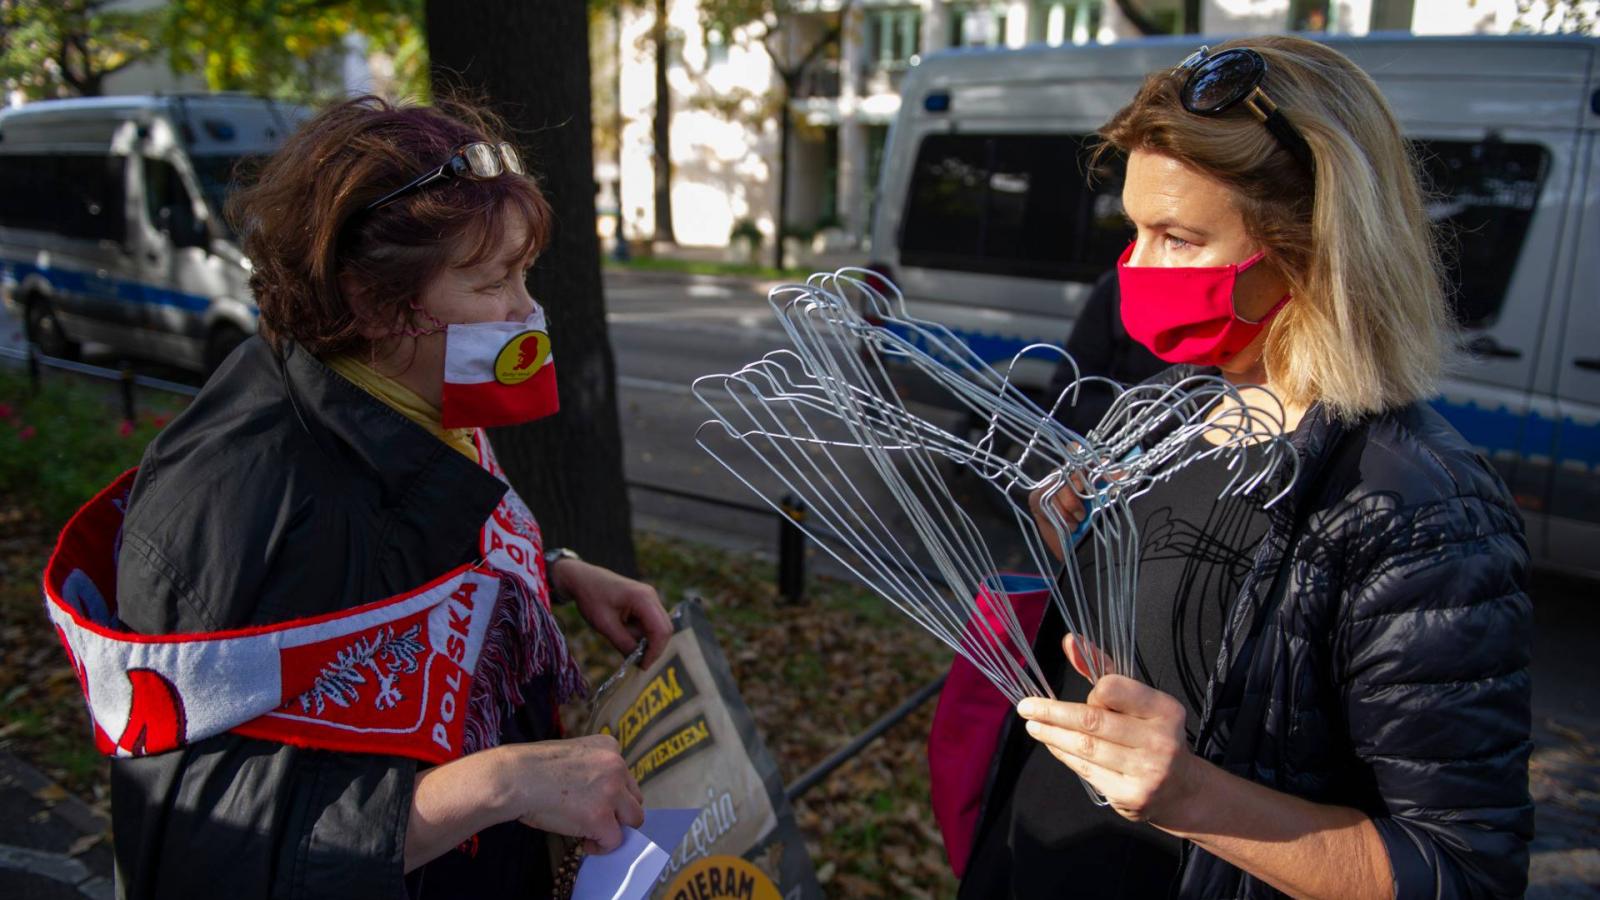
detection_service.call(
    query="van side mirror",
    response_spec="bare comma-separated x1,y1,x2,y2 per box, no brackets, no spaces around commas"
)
159,205,209,250
176,216,210,250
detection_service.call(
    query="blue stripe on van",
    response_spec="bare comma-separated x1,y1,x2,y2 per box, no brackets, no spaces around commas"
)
1,258,212,314
1427,397,1598,472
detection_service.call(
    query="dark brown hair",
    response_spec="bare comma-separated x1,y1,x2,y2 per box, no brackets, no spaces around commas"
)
230,95,553,356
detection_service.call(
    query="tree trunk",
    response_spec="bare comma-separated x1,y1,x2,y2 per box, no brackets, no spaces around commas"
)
425,0,639,575
772,77,793,271
1183,0,1202,32
1110,0,1165,35
651,0,676,244
613,1,626,242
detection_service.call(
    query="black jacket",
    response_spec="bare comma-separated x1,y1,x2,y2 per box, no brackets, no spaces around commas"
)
973,366,1534,899
1049,271,1168,436
110,337,553,899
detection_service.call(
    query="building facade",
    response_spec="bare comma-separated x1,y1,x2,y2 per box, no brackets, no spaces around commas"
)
610,0,1591,255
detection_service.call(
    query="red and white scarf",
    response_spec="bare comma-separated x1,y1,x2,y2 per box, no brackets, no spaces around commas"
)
42,433,584,765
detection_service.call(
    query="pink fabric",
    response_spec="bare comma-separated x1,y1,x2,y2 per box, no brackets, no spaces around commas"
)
927,575,1051,877
1116,240,1289,367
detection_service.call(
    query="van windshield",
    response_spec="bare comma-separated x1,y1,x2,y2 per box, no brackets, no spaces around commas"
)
188,154,261,240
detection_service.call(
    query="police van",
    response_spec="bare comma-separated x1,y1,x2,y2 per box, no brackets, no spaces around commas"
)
868,34,1600,574
0,94,305,373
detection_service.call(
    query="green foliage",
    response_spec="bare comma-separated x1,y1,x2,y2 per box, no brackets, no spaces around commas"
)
0,0,430,105
730,217,764,247
1514,0,1597,33
161,0,430,103
0,371,183,529
699,0,841,79
0,0,164,100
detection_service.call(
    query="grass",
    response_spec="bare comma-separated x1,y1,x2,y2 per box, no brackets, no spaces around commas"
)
0,369,184,530
0,368,188,812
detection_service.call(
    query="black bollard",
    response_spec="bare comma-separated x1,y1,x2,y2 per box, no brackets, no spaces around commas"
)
27,344,41,394
777,494,807,604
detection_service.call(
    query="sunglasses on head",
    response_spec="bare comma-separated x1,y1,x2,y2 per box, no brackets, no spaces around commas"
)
1173,46,1315,176
364,141,526,213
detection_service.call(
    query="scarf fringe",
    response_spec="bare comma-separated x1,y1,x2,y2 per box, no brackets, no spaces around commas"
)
461,569,588,755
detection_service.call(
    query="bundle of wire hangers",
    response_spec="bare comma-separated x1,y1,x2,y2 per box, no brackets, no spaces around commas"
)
693,268,1300,706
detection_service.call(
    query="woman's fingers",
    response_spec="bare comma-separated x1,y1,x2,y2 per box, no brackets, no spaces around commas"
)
616,790,645,830
1040,742,1139,803
1089,674,1186,721
1017,697,1138,748
585,814,624,854
1024,719,1137,774
1062,634,1117,682
635,593,674,667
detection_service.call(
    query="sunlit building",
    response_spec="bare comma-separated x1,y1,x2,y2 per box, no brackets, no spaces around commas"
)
607,0,1593,257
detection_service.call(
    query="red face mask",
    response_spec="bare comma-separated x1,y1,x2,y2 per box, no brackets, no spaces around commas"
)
1116,241,1290,367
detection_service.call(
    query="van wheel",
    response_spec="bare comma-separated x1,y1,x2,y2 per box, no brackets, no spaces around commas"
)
204,324,247,376
25,297,80,361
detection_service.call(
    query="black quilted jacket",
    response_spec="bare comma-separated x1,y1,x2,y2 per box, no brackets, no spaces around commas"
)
1168,371,1534,898
107,338,556,899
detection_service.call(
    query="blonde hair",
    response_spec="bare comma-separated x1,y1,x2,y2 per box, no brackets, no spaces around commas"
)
1096,35,1451,421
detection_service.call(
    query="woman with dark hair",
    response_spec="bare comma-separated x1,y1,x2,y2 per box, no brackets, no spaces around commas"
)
43,96,671,899
961,36,1533,899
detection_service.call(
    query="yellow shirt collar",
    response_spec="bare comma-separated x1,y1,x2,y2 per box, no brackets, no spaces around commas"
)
324,354,479,464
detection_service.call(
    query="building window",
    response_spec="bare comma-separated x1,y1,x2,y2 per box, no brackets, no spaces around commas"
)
867,7,922,68
950,6,1006,47
1036,0,1102,47
1290,0,1332,31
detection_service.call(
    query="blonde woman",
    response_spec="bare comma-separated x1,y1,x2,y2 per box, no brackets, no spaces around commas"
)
962,37,1532,899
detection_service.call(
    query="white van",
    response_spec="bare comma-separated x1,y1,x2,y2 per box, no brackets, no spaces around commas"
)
0,94,306,373
868,34,1600,575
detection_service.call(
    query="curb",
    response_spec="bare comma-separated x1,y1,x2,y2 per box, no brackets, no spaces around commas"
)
602,265,790,294
0,752,114,899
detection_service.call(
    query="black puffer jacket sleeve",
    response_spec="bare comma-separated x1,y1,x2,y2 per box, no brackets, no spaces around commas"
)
1331,434,1534,899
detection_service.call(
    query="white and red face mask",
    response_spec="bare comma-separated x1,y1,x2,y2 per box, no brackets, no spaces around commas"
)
1116,241,1291,367
440,305,560,429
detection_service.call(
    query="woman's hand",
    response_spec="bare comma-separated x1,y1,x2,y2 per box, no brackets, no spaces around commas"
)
552,559,672,667
1028,470,1089,561
405,734,643,869
498,735,645,853
1016,635,1205,826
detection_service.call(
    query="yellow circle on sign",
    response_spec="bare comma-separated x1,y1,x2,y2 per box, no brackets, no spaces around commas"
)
663,855,782,900
494,330,550,386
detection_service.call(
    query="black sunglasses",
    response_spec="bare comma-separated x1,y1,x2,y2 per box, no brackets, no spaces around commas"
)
364,141,526,213
1174,46,1315,176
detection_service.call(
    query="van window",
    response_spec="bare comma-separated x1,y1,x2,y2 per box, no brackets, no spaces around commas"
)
188,154,257,239
899,133,1128,282
1414,139,1549,329
142,157,199,242
0,153,126,242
